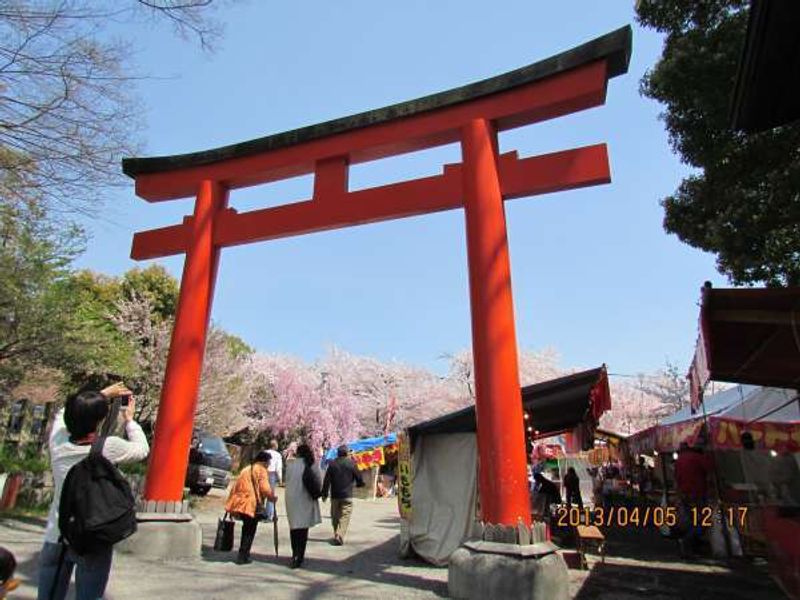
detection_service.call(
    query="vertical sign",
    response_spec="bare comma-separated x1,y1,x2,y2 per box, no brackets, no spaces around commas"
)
397,431,413,520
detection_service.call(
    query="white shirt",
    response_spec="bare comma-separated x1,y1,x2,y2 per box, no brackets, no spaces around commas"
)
44,409,150,544
267,449,283,482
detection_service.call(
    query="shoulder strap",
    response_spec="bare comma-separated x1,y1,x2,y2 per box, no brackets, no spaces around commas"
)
249,465,262,504
89,436,107,458
48,543,68,600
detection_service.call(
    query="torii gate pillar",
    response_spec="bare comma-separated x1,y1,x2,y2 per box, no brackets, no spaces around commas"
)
462,118,528,524
143,181,227,502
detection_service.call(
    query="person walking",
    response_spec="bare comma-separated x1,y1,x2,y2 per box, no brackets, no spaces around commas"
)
563,466,583,511
265,439,283,522
224,450,277,564
285,443,322,568
37,383,149,600
533,472,561,517
674,442,713,556
321,445,364,545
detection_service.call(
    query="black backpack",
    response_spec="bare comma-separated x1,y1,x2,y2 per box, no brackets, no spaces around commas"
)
58,437,137,554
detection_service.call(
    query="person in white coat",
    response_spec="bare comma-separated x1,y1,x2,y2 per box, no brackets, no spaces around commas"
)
284,443,322,569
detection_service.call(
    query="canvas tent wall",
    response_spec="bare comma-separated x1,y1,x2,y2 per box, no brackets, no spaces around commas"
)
398,433,480,566
400,367,611,565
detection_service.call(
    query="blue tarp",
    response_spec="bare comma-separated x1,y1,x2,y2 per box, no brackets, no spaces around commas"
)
323,433,397,461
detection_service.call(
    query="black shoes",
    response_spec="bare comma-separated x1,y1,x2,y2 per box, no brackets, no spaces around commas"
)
236,554,252,565
290,557,303,569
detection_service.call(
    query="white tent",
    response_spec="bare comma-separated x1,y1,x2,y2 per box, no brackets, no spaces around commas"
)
660,385,799,426
399,368,611,565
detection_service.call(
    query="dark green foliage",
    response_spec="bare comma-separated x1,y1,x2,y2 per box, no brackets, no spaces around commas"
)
120,266,179,321
0,444,49,474
0,199,85,387
637,0,800,286
56,271,135,390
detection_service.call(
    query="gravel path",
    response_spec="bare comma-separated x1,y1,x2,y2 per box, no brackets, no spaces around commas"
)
0,491,786,599
0,492,448,599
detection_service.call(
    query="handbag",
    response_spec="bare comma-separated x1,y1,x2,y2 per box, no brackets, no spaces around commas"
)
250,465,270,522
213,512,234,551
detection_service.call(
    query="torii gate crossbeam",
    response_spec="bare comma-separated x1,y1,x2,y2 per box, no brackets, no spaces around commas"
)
125,26,631,527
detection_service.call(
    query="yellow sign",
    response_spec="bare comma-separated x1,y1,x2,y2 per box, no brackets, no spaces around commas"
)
397,431,412,520
352,447,386,470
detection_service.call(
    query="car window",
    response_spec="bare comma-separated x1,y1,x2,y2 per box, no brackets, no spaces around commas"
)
199,436,227,454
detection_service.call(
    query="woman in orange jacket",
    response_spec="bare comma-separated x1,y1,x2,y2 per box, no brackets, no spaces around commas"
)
225,450,278,564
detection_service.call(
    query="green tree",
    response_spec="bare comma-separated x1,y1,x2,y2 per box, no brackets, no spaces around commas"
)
56,271,135,386
222,331,254,359
0,197,84,388
109,288,258,435
637,0,800,286
121,265,180,322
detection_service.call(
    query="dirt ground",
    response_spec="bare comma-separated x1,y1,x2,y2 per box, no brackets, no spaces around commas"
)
566,524,786,600
0,490,788,599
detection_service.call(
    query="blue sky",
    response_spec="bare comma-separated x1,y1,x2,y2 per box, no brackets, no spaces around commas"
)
76,1,726,376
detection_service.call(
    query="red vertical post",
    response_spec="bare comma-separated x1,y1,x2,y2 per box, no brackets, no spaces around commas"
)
461,118,530,526
143,180,227,502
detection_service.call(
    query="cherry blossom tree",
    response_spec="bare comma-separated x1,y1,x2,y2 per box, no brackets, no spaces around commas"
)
194,328,260,436
242,344,678,449
636,361,690,417
443,347,565,400
245,353,364,455
599,378,667,435
317,347,462,433
108,292,170,427
109,292,258,435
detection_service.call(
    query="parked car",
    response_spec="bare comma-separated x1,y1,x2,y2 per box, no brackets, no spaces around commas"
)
185,430,232,496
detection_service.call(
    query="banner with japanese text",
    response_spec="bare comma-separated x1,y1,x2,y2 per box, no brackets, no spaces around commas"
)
709,417,800,453
397,431,412,520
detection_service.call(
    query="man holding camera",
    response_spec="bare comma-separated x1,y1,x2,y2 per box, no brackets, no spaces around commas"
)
37,383,149,600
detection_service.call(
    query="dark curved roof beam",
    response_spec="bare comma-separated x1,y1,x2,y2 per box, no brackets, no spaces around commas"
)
123,26,631,202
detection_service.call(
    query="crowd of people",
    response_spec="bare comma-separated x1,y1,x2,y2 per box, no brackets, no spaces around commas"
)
528,441,722,559
222,441,366,567
31,384,372,599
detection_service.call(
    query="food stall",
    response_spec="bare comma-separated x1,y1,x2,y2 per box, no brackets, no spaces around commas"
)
398,366,611,565
686,284,800,596
323,433,398,500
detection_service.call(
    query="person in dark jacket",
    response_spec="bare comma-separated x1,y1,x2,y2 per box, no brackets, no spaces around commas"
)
321,445,365,545
533,472,561,517
563,467,583,511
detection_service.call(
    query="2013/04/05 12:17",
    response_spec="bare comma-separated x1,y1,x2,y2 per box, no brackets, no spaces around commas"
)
555,505,749,528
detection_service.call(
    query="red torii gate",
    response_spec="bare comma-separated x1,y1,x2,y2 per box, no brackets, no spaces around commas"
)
125,27,631,526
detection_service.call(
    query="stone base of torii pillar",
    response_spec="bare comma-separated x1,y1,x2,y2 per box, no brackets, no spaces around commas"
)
115,500,202,560
447,523,569,600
